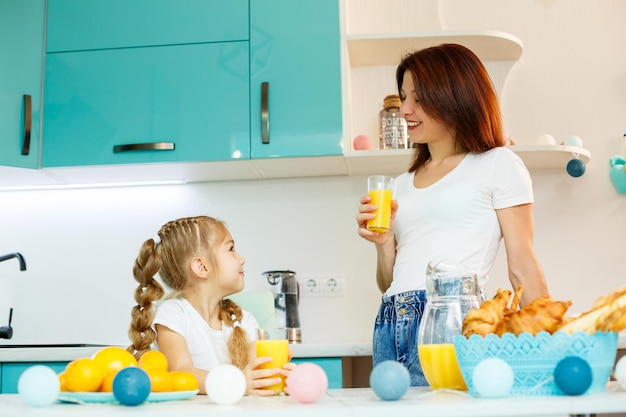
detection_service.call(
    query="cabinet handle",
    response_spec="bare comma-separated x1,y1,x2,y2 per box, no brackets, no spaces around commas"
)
261,82,270,144
21,94,31,156
113,142,175,153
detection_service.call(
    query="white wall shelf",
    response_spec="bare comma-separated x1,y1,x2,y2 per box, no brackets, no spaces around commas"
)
344,145,592,177
508,145,591,170
347,30,523,67
344,150,412,176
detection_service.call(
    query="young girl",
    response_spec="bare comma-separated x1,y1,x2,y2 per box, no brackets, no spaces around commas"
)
126,215,291,396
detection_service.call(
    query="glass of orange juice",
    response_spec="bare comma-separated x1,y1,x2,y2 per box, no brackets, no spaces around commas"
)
256,328,289,394
367,175,394,233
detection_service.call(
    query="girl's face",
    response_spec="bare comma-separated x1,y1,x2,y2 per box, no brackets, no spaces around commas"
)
399,71,451,146
214,231,246,295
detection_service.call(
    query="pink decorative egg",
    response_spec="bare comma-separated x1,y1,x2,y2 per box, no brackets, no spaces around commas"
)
353,134,372,150
286,363,328,403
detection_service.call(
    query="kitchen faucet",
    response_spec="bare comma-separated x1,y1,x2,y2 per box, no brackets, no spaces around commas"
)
0,309,12,339
0,252,26,339
0,252,27,271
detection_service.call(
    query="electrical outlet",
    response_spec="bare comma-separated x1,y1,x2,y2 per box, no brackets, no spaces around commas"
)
300,275,322,296
299,274,344,297
323,275,344,296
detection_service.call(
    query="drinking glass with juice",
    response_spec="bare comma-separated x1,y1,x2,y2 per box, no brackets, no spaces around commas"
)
367,175,394,233
256,329,289,394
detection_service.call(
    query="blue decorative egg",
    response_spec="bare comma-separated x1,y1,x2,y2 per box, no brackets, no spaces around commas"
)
472,358,513,398
112,367,151,406
554,356,592,395
563,135,583,147
18,365,60,407
566,159,586,177
369,360,410,401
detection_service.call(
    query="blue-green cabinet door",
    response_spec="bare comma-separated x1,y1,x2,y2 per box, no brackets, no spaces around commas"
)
46,0,248,52
292,358,343,389
0,0,44,168
43,42,250,167
1,362,67,394
250,0,343,159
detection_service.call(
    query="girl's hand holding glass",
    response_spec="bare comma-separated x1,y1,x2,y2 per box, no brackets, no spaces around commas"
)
245,347,295,396
357,193,398,245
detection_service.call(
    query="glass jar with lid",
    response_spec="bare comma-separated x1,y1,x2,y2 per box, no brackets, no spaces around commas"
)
378,94,408,150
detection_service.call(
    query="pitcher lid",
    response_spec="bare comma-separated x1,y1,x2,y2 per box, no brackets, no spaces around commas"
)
425,261,479,298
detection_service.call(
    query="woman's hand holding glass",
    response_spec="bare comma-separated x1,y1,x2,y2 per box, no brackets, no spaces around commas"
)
357,193,398,246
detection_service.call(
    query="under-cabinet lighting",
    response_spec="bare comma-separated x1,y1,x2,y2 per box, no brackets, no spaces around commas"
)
0,179,187,192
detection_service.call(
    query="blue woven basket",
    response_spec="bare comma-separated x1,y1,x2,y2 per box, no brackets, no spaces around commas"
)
453,331,618,396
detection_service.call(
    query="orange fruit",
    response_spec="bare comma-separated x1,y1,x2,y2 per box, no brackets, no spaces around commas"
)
99,370,117,392
145,369,173,392
58,371,68,392
64,358,104,392
170,371,198,391
92,346,138,375
138,350,169,373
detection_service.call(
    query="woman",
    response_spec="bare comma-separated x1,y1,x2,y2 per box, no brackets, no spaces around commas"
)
356,44,549,386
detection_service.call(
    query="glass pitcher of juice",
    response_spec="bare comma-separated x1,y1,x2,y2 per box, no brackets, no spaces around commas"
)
417,261,481,391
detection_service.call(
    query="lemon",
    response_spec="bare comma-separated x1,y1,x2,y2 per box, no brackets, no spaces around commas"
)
64,358,104,392
92,346,138,375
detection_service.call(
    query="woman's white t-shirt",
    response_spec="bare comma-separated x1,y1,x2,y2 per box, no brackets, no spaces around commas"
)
388,147,533,296
153,298,259,371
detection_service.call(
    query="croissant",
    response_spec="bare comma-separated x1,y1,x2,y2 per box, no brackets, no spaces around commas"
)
597,305,626,332
507,285,524,313
559,286,626,334
462,288,511,337
591,286,626,309
496,296,571,336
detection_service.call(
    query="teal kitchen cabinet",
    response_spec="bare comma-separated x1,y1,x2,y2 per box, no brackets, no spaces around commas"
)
43,43,250,167
42,0,342,168
250,0,343,159
0,0,45,168
292,357,342,389
45,0,248,53
0,362,67,394
42,0,249,167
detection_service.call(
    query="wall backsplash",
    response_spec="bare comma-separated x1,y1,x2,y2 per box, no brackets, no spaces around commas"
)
0,176,383,346
2,0,626,347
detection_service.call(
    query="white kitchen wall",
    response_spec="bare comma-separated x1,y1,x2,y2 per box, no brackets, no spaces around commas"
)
437,0,626,302
0,176,380,346
1,0,626,347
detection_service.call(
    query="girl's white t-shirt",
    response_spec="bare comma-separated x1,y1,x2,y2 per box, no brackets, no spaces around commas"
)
388,146,533,296
153,298,259,371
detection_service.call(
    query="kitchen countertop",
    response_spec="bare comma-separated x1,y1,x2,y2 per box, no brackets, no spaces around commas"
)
1,384,626,417
1,332,624,363
0,341,373,363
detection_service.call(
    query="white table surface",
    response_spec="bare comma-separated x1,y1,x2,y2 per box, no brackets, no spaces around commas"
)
1,384,626,417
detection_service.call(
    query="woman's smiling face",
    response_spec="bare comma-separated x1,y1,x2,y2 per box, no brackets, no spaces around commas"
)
399,71,452,146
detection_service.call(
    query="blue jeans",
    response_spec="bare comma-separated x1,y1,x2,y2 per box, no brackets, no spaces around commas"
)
372,290,428,387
